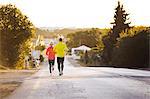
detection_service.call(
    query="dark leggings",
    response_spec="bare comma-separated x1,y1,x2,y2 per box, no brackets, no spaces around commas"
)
48,60,55,73
57,57,64,72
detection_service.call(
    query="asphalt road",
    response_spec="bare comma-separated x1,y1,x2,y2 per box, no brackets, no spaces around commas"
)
6,56,150,99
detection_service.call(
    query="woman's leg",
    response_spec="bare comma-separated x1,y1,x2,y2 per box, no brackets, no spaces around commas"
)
48,60,52,73
52,60,55,71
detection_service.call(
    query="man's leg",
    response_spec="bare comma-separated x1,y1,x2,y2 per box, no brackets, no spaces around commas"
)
61,57,64,74
57,57,61,73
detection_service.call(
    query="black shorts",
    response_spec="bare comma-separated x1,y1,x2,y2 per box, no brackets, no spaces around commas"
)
57,57,64,63
48,60,55,65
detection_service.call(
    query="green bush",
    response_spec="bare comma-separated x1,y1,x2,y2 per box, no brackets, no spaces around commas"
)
80,50,103,66
0,4,35,68
111,29,149,68
35,45,46,51
39,54,44,62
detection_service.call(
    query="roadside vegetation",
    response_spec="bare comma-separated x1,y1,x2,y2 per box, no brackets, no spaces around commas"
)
0,4,35,69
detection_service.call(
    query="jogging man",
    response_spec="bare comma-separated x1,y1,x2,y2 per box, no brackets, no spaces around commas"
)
54,38,68,76
46,42,55,75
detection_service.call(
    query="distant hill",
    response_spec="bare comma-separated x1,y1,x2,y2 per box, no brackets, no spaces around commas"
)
35,28,55,38
35,27,90,38
39,27,64,31
35,27,110,38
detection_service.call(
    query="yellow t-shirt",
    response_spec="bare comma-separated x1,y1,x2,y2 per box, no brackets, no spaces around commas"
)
54,42,68,57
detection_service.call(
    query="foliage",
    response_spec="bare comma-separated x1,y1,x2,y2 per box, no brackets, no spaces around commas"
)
39,54,44,62
35,44,46,52
15,39,33,69
120,26,149,38
66,28,108,49
111,27,150,68
80,50,103,66
101,33,114,64
0,4,35,68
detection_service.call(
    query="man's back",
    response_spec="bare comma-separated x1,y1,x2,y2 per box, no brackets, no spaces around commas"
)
54,42,67,57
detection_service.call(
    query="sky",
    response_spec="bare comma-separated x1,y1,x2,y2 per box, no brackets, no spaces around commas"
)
0,0,150,28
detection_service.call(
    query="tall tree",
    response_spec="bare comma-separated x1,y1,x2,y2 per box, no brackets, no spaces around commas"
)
102,1,130,64
111,1,130,43
0,4,35,68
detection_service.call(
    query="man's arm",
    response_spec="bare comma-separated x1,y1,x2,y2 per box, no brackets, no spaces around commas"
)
64,44,68,52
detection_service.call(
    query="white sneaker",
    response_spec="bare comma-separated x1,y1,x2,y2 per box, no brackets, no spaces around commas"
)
59,71,63,76
61,72,63,76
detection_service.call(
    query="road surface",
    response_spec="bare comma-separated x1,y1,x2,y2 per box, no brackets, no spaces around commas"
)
6,56,150,99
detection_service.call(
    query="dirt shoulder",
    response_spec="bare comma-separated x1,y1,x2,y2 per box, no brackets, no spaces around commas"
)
0,69,38,99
